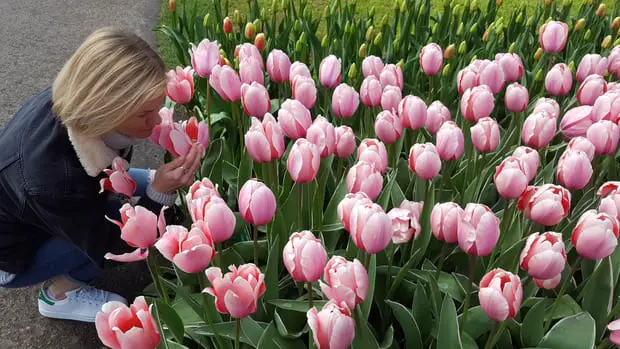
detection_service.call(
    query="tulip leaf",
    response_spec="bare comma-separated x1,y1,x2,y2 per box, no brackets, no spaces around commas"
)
241,317,264,347
274,307,308,339
321,174,348,250
311,156,335,231
268,299,328,313
154,299,185,345
437,296,464,349
390,178,406,208
264,239,280,313
461,332,479,349
236,149,254,196
379,325,395,349
538,312,596,349
165,340,190,349
377,167,398,209
171,288,203,325
361,254,377,320
190,321,268,344
412,282,433,338
386,300,423,349
495,236,527,271
582,256,613,340
437,271,466,302
352,304,381,349
256,321,305,349
459,306,494,340
521,299,546,347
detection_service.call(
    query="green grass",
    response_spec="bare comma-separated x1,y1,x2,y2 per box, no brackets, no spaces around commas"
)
156,0,616,68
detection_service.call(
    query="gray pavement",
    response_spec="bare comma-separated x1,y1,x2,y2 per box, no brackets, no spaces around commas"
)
0,0,165,348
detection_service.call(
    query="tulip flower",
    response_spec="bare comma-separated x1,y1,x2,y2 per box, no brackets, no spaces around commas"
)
346,161,384,201
495,53,524,82
568,137,595,162
408,143,441,180
381,85,402,112
556,149,593,190
283,231,327,283
425,101,450,134
478,269,523,321
241,82,270,118
360,76,383,107
517,184,571,226
154,224,215,273
533,98,561,119
461,85,495,122
165,67,194,104
307,300,355,349
306,116,337,158
599,182,620,197
457,68,479,95
431,202,463,244
362,55,384,79
245,114,285,163
560,106,596,139
150,112,209,158
571,210,620,260
600,192,620,222
521,111,556,149
319,55,342,88
191,198,236,243
592,92,620,124
348,202,392,254
539,21,569,53
471,117,500,153
504,83,528,113
545,63,573,96
203,264,266,318
399,95,427,130
209,65,242,102
99,157,136,198
458,203,500,256
608,320,620,346
287,138,321,183
254,33,266,51
223,17,233,33
239,57,265,85
237,43,263,69
375,110,403,144
358,138,388,174
609,46,620,78
96,297,160,349
494,156,529,199
291,76,317,109
190,39,221,78
512,146,540,182
337,192,373,232
576,54,608,82
586,120,619,155
332,83,360,118
105,204,163,249
278,99,312,139
420,43,443,76
577,74,607,106
478,60,505,94
519,232,566,279
186,178,220,203
388,201,423,244
534,273,562,290
320,256,369,309
334,126,356,158
436,121,465,161
238,179,276,226
290,61,312,82
266,49,291,83
380,64,404,90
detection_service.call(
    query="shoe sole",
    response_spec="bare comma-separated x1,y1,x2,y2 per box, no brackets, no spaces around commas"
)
38,302,96,323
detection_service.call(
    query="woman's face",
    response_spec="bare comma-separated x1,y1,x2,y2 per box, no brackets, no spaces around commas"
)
116,94,165,138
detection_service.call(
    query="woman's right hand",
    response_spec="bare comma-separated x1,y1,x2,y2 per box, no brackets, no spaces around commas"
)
150,143,202,194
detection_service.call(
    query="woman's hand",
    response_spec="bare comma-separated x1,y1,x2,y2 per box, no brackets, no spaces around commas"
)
151,144,202,193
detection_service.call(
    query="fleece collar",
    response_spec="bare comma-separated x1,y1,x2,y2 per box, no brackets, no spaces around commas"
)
67,127,120,177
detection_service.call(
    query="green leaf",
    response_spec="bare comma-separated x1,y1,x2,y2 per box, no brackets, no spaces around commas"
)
385,300,423,349
411,283,433,338
164,341,190,349
538,312,596,349
154,300,185,345
241,317,264,347
274,307,308,339
495,237,527,271
190,321,268,345
582,257,613,340
264,240,280,312
237,149,254,195
379,326,395,349
377,168,398,209
460,306,494,340
461,332,479,349
351,305,381,349
361,254,377,320
438,272,466,302
256,321,305,349
171,288,203,325
312,156,335,231
437,296,464,349
521,299,546,347
321,174,348,247
268,299,328,312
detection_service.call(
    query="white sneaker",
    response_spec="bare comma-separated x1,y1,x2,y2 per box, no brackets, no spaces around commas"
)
38,284,127,323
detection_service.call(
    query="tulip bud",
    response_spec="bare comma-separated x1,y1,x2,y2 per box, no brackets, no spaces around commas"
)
508,42,516,53
260,8,266,19
535,68,543,81
344,22,351,34
483,27,491,41
458,41,467,54
470,23,479,33
574,18,585,32
602,35,612,49
457,23,464,36
516,12,523,24
442,64,451,77
203,14,210,27
526,16,534,26
233,10,241,25
303,7,311,19
545,0,552,5
168,0,176,11
381,15,389,27
254,33,266,51
444,44,456,59
373,32,383,46
471,0,478,11
348,63,357,80
295,40,304,54
400,0,407,13
612,17,620,30
534,47,543,61
584,29,591,41
597,4,606,17
359,44,368,57
294,20,301,33
223,17,233,34
365,26,374,41
321,35,328,48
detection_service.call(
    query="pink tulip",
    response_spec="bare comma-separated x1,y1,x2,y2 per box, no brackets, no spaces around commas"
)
471,117,500,153
461,85,495,122
478,269,523,322
436,121,465,161
420,43,443,76
150,115,209,158
186,178,220,203
187,188,223,223
283,230,327,283
576,54,608,82
521,111,556,149
512,146,540,182
319,55,342,88
307,301,355,349
289,61,312,82
495,53,524,82
504,83,529,113
375,110,403,144
608,320,620,346
380,64,404,90
478,60,505,94
166,67,194,104
306,116,337,158
332,83,360,118
334,126,357,158
425,101,450,134
381,85,402,112
278,99,312,139
362,55,384,79
457,68,479,95
96,296,160,349
291,76,317,109
458,203,500,256
348,202,392,254
241,82,271,118
534,274,562,290
266,49,291,83
598,182,620,197
560,105,596,139
517,184,571,226
360,76,383,107
399,95,427,130
203,264,266,318
533,98,561,119
337,192,373,232
610,82,620,93
237,43,263,69
287,138,320,183
239,57,265,85
346,161,384,200
190,39,221,78
154,224,215,273
239,179,276,226
100,157,136,198
571,210,620,260
192,198,236,243
592,92,620,124
358,139,389,174
600,193,620,222
609,46,620,78
545,63,573,96
245,113,285,163
568,136,595,162
388,201,422,244
431,202,463,243
408,143,441,180
587,120,619,155
520,231,566,279
539,21,569,53
320,256,369,309
209,65,242,102
105,204,163,249
577,74,607,106
494,156,529,199
556,149,593,190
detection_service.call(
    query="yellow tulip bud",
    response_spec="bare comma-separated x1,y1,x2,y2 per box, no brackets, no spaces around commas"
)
534,47,543,61
496,0,502,7
602,35,612,49
444,44,456,59
568,61,575,72
612,17,620,30
442,64,451,76
253,19,262,31
584,29,592,41
168,0,176,12
596,4,606,17
254,33,266,51
535,69,543,81
348,63,357,80
457,22,464,36
508,42,516,53
233,10,241,25
359,43,368,57
396,59,405,70
458,40,468,54
374,32,383,46
483,27,491,41
574,18,585,32
203,13,210,27
244,22,256,40
321,35,329,48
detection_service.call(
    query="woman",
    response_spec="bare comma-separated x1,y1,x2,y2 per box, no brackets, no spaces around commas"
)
0,28,201,323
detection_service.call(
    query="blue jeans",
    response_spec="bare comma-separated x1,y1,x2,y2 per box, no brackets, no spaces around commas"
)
2,168,150,288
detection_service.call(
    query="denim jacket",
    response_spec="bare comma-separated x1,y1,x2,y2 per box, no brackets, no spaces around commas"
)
0,88,177,274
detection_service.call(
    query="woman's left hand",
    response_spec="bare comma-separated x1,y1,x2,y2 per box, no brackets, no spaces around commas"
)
151,144,203,193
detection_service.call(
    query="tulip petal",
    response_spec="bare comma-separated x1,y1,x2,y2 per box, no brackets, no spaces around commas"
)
479,287,510,322
104,248,149,262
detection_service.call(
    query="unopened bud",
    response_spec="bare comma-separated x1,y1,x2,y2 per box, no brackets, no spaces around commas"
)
574,18,585,31
496,0,502,7
280,0,287,11
299,32,307,45
544,0,552,6
333,39,338,47
393,39,400,53
534,47,543,61
444,44,456,59
222,56,232,67
596,4,606,17
245,22,256,40
322,35,329,48
526,16,534,26
303,7,311,19
612,17,620,30
400,0,407,13
584,29,592,41
418,4,426,17
323,5,329,18
508,42,516,53
470,55,478,63
568,61,575,72
223,17,233,34
442,64,451,76
344,22,350,33
535,69,543,81
396,59,405,70
348,63,358,80
483,27,491,41
359,43,368,57
203,14,210,27
471,0,478,11
516,12,523,24
255,33,266,51
382,15,389,27
370,6,376,17
458,41,467,54
470,23,479,33
602,35,612,49
374,32,383,46
296,39,304,53
168,0,176,12
614,38,620,47
234,10,241,25
294,20,302,33
457,22,464,36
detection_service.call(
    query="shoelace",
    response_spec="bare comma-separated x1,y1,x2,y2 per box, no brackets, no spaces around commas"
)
74,286,108,303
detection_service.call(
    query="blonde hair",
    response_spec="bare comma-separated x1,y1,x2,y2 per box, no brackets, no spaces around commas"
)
53,27,166,137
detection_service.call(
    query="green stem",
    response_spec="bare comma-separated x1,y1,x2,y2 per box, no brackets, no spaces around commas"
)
435,244,451,280
337,157,344,181
253,225,258,265
206,83,212,128
147,247,169,303
298,183,303,230
324,88,330,119
232,102,244,150
596,338,611,349
198,272,226,348
544,256,582,333
215,243,222,268
487,201,514,271
460,254,477,328
390,142,397,170
235,317,241,349
308,282,314,308
484,321,507,349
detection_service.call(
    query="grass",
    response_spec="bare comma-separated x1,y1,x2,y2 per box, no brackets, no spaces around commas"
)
156,0,616,68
